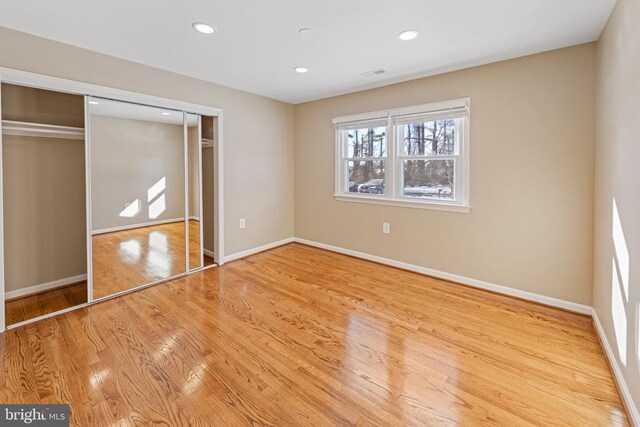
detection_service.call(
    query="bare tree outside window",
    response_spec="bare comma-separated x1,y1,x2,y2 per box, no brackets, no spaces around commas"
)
346,126,386,194
402,119,457,199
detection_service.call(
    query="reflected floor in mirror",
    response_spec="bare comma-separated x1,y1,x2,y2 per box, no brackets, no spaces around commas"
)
188,219,202,270
4,281,87,326
0,243,628,425
92,221,188,299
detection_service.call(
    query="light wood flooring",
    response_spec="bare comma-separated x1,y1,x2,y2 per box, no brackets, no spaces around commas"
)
92,221,188,299
6,221,214,325
4,281,87,326
0,243,629,425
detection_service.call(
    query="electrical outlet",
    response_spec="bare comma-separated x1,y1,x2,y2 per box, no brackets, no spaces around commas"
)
239,218,246,229
383,222,390,234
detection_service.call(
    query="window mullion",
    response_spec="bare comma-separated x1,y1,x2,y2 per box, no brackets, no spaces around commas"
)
386,116,395,199
398,155,457,161
342,156,385,162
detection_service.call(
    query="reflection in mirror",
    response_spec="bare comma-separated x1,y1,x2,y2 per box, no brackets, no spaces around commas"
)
89,98,186,299
201,115,216,267
187,113,202,270
2,84,88,325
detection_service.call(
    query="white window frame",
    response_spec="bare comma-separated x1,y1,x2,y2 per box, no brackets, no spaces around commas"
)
333,98,470,213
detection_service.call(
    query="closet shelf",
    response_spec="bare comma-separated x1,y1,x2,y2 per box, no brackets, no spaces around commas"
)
2,120,84,140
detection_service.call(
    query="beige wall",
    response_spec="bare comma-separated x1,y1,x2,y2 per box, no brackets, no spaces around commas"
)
90,115,185,231
0,27,294,256
594,0,640,413
295,44,596,305
203,146,215,254
2,136,87,292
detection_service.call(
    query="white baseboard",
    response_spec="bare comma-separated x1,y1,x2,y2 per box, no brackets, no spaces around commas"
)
92,217,185,235
293,237,592,315
203,248,215,259
222,237,294,263
188,216,200,221
5,274,87,300
592,309,640,425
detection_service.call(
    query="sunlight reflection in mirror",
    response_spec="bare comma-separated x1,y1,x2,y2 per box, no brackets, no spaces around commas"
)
146,231,171,278
119,239,141,262
119,199,140,218
149,231,168,252
148,177,166,202
149,194,166,219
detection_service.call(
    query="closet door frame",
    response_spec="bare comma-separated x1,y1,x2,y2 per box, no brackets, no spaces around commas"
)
185,113,205,272
0,67,225,332
84,96,94,303
0,76,5,332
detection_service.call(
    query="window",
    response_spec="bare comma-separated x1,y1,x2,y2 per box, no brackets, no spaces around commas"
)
334,98,470,212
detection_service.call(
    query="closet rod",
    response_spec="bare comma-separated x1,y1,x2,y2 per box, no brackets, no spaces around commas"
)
1,120,84,140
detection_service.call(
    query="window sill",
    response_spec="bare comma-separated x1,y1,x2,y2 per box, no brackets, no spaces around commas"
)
333,194,471,213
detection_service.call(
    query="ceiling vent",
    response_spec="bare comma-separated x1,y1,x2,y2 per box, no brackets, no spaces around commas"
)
361,68,385,77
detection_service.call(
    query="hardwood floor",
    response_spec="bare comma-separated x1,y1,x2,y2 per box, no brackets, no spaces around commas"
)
203,254,216,267
0,243,628,425
188,219,202,271
92,221,188,299
6,221,213,324
4,282,87,326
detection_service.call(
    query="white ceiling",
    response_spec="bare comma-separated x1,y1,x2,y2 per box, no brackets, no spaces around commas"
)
0,0,616,104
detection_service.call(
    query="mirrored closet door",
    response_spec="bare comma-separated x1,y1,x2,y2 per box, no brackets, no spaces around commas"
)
2,77,220,329
2,84,88,326
187,113,202,271
89,98,187,299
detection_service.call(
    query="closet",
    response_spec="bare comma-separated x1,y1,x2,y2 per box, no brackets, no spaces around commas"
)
1,84,88,326
0,74,222,330
201,115,216,266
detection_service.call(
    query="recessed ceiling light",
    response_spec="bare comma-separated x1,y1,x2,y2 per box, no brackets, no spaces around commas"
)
298,28,316,38
397,30,419,41
161,112,171,116
192,22,216,34
88,100,99,105
294,67,308,73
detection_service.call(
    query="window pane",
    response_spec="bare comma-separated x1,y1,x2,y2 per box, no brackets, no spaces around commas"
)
347,160,385,194
403,160,454,200
402,119,457,156
346,127,386,158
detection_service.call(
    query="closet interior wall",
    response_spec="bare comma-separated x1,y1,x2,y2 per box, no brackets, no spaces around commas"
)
201,115,215,262
1,84,88,326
